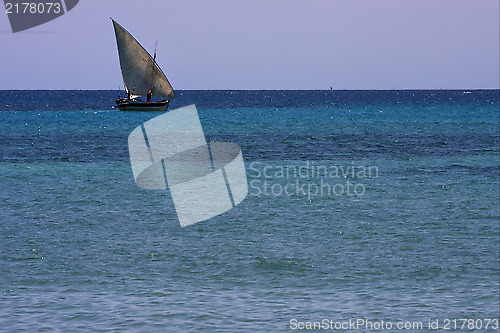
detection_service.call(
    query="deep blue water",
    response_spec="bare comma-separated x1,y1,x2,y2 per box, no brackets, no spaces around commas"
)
0,90,499,332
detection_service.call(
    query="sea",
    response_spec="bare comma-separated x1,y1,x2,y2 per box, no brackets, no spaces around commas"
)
0,90,499,332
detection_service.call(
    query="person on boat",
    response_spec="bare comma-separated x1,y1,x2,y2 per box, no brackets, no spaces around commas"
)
147,90,152,103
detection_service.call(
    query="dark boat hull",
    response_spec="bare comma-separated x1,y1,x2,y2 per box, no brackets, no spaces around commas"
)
116,99,169,111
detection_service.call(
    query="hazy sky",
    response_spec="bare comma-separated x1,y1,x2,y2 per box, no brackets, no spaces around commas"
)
1,0,499,90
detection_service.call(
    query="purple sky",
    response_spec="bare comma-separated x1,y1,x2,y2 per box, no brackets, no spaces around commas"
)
1,0,499,90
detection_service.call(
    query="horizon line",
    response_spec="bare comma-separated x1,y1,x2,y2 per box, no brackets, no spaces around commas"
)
1,88,499,92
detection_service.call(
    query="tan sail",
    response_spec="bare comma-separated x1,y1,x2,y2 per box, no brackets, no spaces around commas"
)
112,19,175,99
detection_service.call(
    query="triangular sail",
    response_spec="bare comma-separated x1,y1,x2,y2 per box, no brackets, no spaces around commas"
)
112,19,175,99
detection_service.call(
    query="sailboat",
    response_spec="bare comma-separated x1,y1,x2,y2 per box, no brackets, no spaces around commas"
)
111,18,175,111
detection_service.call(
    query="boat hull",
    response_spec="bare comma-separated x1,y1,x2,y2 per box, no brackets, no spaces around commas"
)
116,99,169,111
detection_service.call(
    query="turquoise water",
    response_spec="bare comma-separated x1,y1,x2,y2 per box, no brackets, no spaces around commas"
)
0,90,499,331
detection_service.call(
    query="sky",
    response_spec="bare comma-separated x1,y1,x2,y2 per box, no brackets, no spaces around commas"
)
1,0,499,90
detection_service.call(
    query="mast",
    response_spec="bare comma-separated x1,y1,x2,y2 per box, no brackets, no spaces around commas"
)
149,41,157,97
